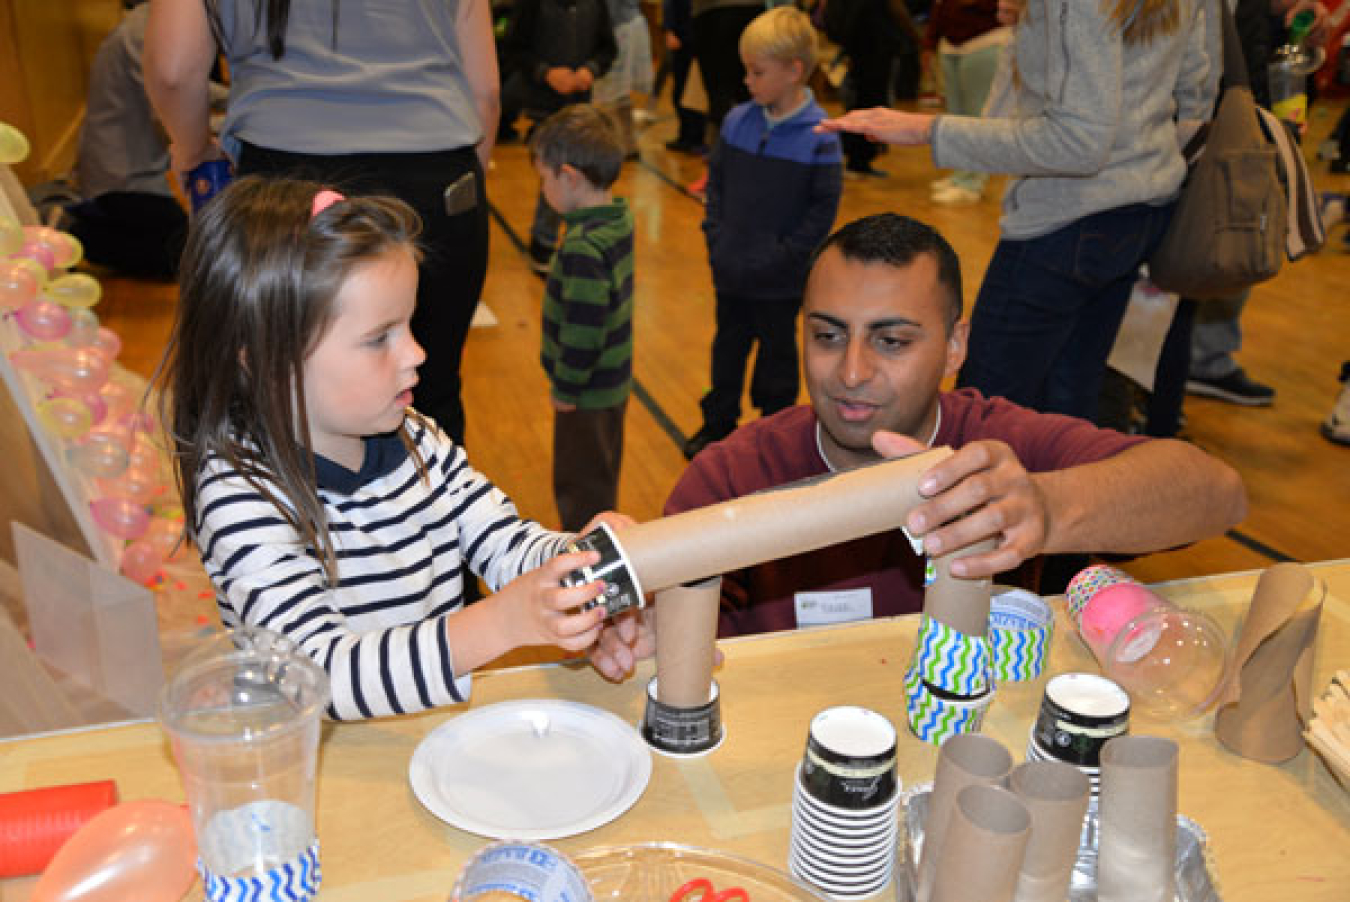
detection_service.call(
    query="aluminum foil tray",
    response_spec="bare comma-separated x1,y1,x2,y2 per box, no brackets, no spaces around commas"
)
894,784,1221,902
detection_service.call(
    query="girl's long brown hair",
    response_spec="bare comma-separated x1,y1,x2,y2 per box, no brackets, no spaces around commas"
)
1106,0,1180,44
154,176,421,583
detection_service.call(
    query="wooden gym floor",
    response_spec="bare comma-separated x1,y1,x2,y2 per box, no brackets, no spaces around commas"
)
97,94,1350,595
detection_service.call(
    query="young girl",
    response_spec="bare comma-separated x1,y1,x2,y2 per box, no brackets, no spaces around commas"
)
156,176,613,720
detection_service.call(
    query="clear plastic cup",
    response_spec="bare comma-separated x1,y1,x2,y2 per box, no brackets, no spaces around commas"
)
157,626,329,895
1102,607,1229,720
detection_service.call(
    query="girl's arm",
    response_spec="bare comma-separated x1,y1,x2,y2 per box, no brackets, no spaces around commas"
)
458,0,501,169
145,0,220,176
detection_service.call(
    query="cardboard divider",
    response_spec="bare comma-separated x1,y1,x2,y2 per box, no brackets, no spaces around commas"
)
1097,736,1178,902
1214,562,1326,763
929,784,1030,902
1008,761,1090,902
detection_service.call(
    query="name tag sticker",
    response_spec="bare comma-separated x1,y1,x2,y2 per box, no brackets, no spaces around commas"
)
795,589,874,627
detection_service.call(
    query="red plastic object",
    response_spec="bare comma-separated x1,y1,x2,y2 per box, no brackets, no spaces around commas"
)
0,780,118,877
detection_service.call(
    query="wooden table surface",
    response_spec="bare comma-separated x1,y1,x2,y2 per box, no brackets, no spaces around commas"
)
2,561,1348,901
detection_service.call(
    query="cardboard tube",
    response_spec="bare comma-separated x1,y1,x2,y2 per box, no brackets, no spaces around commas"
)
1097,736,1178,902
1008,762,1090,902
0,780,119,877
918,733,1013,902
1214,563,1326,763
654,578,722,708
929,784,1031,902
924,538,999,637
617,448,952,594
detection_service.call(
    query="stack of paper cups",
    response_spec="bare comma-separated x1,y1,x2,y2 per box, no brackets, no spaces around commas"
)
789,707,901,899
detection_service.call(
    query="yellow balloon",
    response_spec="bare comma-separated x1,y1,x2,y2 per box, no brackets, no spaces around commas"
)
0,216,21,257
37,397,93,441
60,232,85,268
46,272,101,308
0,122,29,164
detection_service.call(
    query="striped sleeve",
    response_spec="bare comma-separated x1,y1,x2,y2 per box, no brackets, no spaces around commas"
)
196,461,471,721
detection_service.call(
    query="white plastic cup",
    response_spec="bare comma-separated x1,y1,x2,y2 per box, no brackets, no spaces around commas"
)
158,627,329,890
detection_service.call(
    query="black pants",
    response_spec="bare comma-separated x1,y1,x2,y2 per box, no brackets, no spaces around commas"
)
237,143,489,445
553,401,627,532
669,41,708,146
693,5,760,127
66,192,187,280
841,31,896,168
700,293,801,429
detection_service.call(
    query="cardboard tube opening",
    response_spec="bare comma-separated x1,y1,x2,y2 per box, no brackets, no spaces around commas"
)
956,783,1032,835
1100,735,1178,770
1009,761,1090,803
941,733,1015,781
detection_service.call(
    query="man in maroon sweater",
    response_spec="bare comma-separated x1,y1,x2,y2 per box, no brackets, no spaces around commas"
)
591,214,1246,676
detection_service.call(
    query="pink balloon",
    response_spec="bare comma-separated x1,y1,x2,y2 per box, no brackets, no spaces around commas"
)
22,225,80,269
98,379,135,420
31,800,195,902
15,240,56,271
0,260,39,309
90,497,150,540
96,463,165,505
15,299,73,340
91,327,122,361
120,541,163,585
145,516,186,562
19,346,110,394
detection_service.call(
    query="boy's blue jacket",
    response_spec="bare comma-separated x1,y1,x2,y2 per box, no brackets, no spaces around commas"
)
703,96,843,300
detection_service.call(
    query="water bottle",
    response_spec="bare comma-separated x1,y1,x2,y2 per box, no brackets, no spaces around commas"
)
1268,10,1325,130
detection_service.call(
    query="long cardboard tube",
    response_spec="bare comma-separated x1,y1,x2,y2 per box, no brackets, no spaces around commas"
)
617,448,953,594
925,538,999,637
1008,761,1090,902
918,733,1013,902
1097,736,1178,902
1214,563,1326,763
929,784,1031,902
654,578,722,708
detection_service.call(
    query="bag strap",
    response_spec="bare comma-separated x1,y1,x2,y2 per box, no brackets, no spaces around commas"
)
1217,0,1251,92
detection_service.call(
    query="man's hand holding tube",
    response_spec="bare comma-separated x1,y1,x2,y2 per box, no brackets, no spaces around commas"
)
873,431,1050,579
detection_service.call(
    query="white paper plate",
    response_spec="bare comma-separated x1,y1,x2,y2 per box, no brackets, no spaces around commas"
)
409,699,652,840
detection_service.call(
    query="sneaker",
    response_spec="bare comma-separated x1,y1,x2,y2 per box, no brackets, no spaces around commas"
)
686,170,708,202
844,163,889,180
1185,368,1276,406
682,423,735,460
1322,365,1350,446
1321,191,1346,228
528,240,554,275
931,184,982,206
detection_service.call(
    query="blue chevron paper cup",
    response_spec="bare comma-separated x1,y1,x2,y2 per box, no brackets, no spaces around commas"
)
904,665,993,746
988,588,1054,683
200,839,321,902
451,841,592,902
912,615,992,696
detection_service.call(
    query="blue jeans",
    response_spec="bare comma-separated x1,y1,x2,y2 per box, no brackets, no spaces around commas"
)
957,202,1175,421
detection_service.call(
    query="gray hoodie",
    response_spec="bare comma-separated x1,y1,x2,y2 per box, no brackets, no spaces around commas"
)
932,0,1221,239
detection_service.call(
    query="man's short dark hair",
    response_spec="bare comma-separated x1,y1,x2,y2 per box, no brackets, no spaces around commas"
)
529,104,626,190
813,214,963,332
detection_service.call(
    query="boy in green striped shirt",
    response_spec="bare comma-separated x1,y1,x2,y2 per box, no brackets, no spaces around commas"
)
530,105,635,531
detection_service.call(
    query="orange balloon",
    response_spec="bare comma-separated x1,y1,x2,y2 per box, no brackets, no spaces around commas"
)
31,800,196,902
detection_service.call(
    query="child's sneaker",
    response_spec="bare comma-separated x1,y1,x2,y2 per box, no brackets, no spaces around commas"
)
1320,191,1346,228
1322,363,1350,446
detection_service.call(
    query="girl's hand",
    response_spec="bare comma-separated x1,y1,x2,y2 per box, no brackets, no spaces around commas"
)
816,109,936,146
494,550,607,652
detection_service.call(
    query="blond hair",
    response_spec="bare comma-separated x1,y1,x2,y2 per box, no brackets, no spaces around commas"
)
739,6,818,74
1105,0,1180,44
